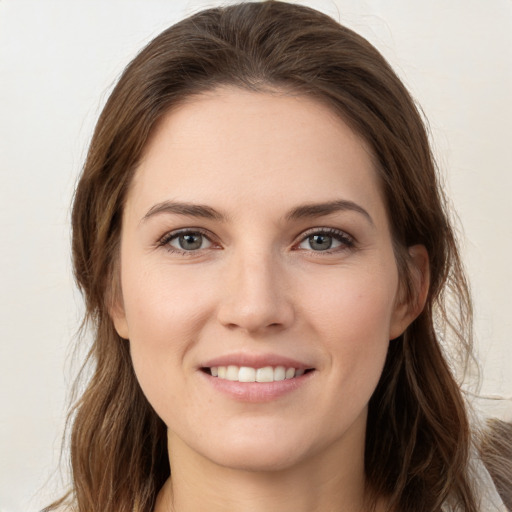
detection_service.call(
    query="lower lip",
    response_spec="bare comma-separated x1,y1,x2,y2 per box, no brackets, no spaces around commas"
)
199,370,315,402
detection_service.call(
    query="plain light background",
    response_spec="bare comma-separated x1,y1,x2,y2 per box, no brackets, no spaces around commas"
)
1,0,511,510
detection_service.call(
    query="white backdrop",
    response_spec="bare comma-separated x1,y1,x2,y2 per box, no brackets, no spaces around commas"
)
1,0,511,510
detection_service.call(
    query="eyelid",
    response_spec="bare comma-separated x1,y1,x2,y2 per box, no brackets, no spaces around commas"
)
155,226,355,255
293,227,356,252
157,227,220,253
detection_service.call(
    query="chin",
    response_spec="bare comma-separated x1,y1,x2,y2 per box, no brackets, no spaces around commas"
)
212,444,307,473
197,426,321,473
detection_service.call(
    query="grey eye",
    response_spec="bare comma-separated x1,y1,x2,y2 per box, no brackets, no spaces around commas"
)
170,232,211,251
298,232,346,252
306,234,334,251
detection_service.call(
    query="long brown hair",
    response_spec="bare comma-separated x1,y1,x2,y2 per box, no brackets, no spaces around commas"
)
46,2,506,511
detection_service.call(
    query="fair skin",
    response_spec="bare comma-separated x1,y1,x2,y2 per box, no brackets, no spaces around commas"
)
111,87,428,512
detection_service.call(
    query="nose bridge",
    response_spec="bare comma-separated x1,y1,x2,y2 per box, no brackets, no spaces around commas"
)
217,243,294,333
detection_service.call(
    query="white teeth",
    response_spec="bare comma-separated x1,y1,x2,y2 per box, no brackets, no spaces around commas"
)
238,366,256,382
256,366,274,382
226,365,239,381
285,367,295,379
274,366,286,381
208,365,309,382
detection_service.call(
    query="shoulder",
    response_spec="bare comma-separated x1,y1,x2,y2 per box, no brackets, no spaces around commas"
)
479,419,512,511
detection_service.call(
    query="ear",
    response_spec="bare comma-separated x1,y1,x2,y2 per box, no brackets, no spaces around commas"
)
109,301,130,340
389,244,430,340
106,261,130,339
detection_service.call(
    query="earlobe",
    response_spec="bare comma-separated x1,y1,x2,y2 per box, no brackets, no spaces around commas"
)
389,244,430,340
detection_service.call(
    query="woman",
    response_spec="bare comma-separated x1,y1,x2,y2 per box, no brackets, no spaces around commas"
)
45,1,510,511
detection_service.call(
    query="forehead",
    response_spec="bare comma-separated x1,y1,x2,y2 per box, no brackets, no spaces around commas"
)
127,87,385,224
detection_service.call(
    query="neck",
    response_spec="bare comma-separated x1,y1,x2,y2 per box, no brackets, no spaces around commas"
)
155,416,377,512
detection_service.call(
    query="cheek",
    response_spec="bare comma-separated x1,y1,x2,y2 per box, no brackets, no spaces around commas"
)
301,262,398,339
122,258,213,340
298,263,397,388
119,259,216,409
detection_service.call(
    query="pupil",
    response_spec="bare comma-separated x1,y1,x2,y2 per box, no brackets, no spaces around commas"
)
179,233,202,250
310,234,332,251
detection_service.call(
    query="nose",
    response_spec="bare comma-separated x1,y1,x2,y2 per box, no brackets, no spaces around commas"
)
216,248,295,335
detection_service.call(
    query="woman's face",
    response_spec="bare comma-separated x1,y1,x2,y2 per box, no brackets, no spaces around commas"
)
112,87,418,473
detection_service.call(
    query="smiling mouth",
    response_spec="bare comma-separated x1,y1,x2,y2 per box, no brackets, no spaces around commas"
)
201,365,315,383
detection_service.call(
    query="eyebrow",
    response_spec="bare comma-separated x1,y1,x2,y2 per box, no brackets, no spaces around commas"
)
285,200,374,226
140,199,373,226
141,201,227,224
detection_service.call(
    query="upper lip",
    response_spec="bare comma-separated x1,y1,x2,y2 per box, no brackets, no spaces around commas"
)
200,352,314,370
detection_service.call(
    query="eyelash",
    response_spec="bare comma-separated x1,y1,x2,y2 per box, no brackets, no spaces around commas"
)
157,228,216,256
157,227,355,255
294,227,355,253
